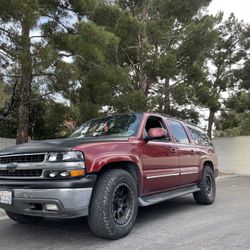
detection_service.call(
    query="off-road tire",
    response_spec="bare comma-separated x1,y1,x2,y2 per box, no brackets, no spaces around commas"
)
193,166,216,205
5,211,43,224
88,169,138,239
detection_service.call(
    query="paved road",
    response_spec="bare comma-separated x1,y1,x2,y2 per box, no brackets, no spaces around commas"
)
0,177,250,250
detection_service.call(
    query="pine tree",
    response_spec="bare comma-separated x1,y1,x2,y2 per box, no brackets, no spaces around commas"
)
0,0,97,143
215,56,250,137
92,0,217,120
193,14,249,138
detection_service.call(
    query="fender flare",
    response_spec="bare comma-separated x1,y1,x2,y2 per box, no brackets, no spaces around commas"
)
198,156,215,178
88,153,144,191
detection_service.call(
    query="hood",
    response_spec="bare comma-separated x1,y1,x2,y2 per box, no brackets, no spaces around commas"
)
0,136,129,155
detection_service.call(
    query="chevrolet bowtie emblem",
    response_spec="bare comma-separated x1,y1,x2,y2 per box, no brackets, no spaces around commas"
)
6,162,18,172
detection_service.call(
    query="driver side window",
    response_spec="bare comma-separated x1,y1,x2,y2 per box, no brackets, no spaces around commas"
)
144,116,171,142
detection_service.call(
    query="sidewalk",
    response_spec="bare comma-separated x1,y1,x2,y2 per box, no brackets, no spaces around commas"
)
217,172,238,181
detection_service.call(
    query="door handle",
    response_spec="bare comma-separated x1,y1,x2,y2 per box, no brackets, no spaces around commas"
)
190,149,195,155
171,148,177,154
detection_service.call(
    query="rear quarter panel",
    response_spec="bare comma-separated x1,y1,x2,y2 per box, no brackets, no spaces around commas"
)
195,144,218,178
181,122,219,179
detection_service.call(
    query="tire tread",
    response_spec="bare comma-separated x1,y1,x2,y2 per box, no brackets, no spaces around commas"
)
88,169,138,239
193,166,216,205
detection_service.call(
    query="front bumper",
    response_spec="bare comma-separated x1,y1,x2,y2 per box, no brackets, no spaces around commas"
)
0,175,96,218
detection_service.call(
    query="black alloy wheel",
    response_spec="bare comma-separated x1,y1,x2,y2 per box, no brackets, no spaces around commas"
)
112,183,133,226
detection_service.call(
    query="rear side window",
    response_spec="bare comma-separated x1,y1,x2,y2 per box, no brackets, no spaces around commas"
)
168,120,190,144
188,126,212,146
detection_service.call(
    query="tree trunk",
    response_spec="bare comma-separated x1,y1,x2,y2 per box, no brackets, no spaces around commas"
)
207,109,215,139
137,4,149,95
16,16,32,144
164,78,171,114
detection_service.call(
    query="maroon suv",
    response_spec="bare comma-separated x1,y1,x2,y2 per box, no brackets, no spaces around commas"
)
0,112,218,239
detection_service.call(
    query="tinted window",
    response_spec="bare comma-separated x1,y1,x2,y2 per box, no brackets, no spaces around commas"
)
188,126,212,146
168,120,190,144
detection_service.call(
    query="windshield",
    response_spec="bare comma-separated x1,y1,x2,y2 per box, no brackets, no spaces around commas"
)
70,113,141,138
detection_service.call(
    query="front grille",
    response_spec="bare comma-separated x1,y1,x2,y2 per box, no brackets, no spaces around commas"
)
0,154,45,164
0,169,43,177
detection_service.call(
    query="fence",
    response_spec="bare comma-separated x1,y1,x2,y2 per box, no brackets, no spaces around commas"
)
213,136,250,176
0,137,16,150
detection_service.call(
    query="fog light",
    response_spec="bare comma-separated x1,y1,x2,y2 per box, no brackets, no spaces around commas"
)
45,204,58,211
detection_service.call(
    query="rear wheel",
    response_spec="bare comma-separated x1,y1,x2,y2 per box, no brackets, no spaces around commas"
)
88,169,138,239
5,211,43,224
193,166,216,205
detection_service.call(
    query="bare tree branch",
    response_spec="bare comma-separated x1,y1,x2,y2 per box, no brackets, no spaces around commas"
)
24,90,58,105
0,27,16,37
58,53,73,57
45,14,74,33
170,77,186,88
32,72,56,77
29,35,45,39
0,72,57,78
0,45,16,58
121,47,140,79
0,50,14,61
0,73,21,78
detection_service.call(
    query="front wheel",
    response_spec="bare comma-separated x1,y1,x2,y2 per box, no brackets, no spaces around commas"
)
193,166,216,205
88,169,138,239
5,211,43,224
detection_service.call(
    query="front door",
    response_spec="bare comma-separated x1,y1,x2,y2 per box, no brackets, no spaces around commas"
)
141,116,179,195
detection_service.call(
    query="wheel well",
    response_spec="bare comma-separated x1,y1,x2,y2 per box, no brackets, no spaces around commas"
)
97,161,141,193
203,161,214,173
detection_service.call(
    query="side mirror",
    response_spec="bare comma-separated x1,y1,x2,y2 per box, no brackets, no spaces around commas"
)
146,128,168,140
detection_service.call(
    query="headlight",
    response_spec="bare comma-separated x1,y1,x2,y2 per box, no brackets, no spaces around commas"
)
44,169,85,179
47,151,84,162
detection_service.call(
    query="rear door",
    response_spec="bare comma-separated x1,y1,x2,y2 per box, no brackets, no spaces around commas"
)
141,116,179,195
167,119,199,186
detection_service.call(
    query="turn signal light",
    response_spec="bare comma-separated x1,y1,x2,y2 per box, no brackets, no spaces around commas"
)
69,169,85,177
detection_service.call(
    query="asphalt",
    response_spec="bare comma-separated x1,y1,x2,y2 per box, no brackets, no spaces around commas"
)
0,176,250,250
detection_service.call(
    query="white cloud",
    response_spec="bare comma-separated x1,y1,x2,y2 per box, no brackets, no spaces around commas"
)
208,0,250,22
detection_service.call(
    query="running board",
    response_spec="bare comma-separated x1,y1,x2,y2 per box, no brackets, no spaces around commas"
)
138,185,200,207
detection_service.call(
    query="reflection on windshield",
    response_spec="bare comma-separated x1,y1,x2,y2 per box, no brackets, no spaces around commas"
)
70,113,141,138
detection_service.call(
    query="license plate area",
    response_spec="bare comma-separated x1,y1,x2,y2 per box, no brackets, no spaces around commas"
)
0,190,12,205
